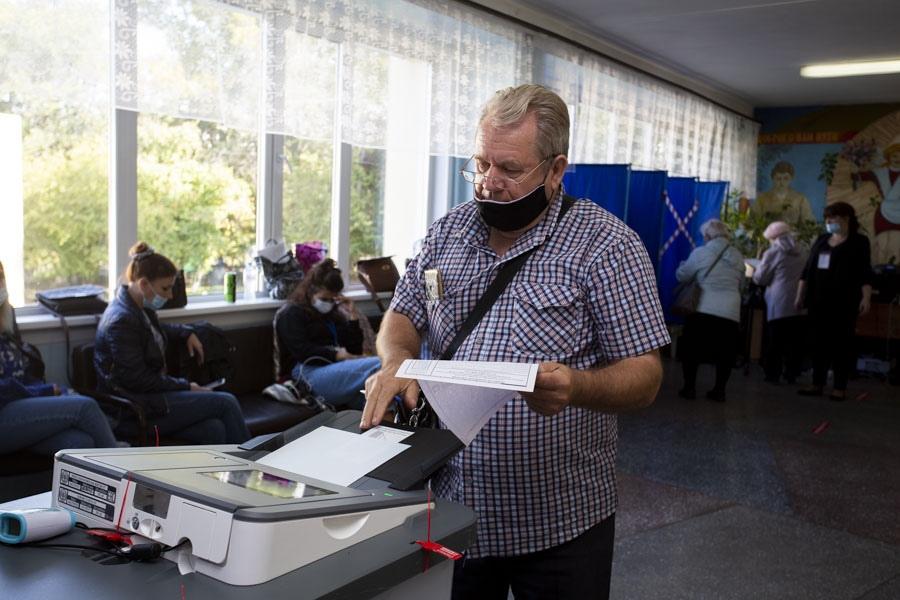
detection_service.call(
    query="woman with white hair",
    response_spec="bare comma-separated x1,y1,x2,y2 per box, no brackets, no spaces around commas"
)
675,219,745,401
752,221,808,384
0,260,118,456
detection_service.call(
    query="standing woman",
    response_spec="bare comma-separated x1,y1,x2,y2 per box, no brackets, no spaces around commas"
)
752,221,809,384
676,219,746,402
275,259,380,410
0,260,118,455
94,242,250,443
796,203,873,400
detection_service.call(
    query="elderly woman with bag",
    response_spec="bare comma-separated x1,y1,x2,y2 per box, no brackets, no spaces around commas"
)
752,221,808,384
676,219,745,402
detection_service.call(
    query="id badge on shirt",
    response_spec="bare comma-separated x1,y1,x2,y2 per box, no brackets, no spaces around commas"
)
817,251,831,270
424,269,444,302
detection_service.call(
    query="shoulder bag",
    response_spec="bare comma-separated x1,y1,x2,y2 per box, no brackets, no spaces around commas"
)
396,196,576,428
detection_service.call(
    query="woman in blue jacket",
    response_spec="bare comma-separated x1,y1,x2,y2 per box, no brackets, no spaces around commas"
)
94,242,250,444
0,261,117,455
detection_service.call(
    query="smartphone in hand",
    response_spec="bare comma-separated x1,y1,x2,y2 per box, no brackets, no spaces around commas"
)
205,378,227,390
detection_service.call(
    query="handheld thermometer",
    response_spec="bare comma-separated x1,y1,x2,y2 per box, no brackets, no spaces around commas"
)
0,508,76,544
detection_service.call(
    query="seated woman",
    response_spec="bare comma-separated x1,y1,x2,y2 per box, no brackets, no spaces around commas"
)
276,259,380,410
94,242,250,444
0,260,117,455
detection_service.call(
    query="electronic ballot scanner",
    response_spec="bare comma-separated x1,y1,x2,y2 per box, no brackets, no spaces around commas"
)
50,411,475,592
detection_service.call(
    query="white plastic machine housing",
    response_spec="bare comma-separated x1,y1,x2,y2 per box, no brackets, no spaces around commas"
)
51,445,431,586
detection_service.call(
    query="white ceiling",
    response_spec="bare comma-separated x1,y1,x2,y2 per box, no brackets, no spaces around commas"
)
515,0,900,109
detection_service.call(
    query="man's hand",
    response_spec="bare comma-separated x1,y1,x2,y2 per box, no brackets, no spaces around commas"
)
361,363,419,429
520,362,578,416
859,296,871,315
186,333,205,365
189,382,210,392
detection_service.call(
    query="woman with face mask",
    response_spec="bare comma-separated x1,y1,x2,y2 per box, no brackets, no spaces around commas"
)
94,242,250,443
0,261,118,456
795,203,873,400
275,259,380,410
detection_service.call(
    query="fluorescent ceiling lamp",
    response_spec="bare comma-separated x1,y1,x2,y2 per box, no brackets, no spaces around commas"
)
801,59,900,78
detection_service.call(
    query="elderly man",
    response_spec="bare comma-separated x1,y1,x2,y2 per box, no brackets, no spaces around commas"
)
362,84,669,599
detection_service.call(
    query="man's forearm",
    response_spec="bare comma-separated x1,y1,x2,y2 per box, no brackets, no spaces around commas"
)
375,309,422,369
570,351,663,413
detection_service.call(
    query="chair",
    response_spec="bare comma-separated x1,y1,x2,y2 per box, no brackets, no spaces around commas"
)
70,344,154,446
356,256,400,313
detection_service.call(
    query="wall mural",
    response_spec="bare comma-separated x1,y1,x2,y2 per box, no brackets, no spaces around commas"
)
755,104,900,265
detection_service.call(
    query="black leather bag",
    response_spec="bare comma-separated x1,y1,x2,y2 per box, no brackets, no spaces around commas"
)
36,285,108,316
162,270,187,309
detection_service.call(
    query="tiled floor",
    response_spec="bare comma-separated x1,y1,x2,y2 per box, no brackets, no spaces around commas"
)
611,359,900,600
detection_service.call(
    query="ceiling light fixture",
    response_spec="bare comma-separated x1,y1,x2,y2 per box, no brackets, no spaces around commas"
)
801,59,900,78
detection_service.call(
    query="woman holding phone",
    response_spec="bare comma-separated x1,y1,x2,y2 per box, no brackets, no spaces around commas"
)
275,259,380,410
94,242,250,443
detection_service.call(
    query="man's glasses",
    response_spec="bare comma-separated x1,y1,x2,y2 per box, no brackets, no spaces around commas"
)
458,156,549,189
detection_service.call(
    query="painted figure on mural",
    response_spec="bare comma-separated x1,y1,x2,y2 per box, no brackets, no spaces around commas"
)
857,138,900,264
752,161,816,226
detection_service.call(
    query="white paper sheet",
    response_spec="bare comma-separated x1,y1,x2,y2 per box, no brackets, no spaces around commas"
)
396,359,538,392
256,426,409,487
395,359,539,446
361,425,415,443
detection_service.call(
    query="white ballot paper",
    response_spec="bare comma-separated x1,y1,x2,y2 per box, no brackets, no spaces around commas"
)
396,360,539,446
257,426,409,487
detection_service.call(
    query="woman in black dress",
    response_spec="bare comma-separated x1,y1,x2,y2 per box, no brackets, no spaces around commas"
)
795,202,873,400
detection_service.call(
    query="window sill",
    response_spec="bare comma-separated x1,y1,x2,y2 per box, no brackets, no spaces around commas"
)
16,288,385,333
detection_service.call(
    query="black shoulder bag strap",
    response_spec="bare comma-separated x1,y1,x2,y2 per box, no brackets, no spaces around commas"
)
402,195,576,427
441,193,576,361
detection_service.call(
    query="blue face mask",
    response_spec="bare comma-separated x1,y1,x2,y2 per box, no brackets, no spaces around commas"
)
825,222,841,235
142,287,168,311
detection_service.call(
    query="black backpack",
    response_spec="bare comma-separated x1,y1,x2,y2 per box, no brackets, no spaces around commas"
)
178,322,236,385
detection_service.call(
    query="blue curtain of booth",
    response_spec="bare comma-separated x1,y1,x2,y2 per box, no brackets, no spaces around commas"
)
625,170,668,269
562,164,630,219
659,177,698,322
691,181,729,246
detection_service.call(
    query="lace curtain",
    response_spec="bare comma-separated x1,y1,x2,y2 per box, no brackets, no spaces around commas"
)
114,0,759,195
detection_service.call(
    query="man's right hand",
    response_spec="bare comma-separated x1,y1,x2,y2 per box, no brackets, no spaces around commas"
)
360,363,419,429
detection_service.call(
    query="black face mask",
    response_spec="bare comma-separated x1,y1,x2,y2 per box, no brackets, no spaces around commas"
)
476,184,549,232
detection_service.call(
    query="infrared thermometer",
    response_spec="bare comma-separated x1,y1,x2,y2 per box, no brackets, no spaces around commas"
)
0,508,76,544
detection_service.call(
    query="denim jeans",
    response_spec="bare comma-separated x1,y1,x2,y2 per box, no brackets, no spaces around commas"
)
0,394,117,456
293,356,381,410
128,390,250,444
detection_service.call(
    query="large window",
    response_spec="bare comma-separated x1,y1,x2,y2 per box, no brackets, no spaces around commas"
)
0,0,109,305
1,0,758,309
137,115,257,294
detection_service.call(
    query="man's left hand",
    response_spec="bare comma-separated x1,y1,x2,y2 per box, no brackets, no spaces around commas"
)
521,362,578,416
186,333,205,365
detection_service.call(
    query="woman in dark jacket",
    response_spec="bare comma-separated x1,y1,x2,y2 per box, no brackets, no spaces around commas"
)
0,260,117,455
795,203,873,400
275,259,380,410
94,242,250,443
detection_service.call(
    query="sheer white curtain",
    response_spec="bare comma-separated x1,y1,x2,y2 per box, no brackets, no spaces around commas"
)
113,0,759,196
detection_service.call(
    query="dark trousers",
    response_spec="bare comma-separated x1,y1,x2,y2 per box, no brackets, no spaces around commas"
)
763,316,805,382
680,313,739,393
451,514,615,600
810,308,857,391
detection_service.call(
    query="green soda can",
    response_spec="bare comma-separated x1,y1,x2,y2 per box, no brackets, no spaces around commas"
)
224,271,237,303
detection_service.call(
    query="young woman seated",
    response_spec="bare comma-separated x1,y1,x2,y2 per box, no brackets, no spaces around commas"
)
275,259,380,410
0,260,117,456
93,242,250,444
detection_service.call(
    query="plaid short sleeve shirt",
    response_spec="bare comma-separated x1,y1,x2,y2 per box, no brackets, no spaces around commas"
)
390,187,670,558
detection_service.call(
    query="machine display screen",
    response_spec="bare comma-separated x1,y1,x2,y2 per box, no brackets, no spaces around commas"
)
201,470,336,499
133,483,171,518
